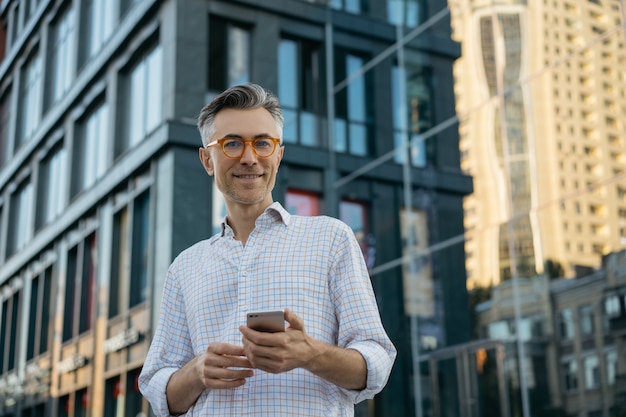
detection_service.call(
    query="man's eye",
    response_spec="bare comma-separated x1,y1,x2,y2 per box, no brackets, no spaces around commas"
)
223,140,243,148
254,139,272,148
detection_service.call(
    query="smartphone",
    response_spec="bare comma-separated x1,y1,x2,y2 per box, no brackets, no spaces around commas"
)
246,309,285,332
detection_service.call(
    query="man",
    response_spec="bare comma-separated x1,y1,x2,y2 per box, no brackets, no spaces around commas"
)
139,83,396,416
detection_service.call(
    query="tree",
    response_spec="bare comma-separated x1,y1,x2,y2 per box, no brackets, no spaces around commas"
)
544,259,564,279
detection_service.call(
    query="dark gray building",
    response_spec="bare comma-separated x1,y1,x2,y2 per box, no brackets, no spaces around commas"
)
0,1,471,416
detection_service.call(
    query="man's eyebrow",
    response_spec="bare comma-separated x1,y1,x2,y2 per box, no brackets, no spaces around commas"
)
221,133,275,139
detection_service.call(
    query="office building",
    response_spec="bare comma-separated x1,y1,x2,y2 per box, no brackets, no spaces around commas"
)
451,0,626,287
476,249,626,417
0,0,471,416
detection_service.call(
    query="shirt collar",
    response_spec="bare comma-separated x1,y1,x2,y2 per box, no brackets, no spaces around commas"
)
218,201,291,237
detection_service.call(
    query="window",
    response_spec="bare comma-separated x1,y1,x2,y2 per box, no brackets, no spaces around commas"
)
603,294,621,332
37,145,67,228
278,37,323,146
18,52,42,146
49,7,76,105
74,388,89,417
212,182,227,235
129,190,150,307
104,376,122,417
22,404,46,417
63,234,97,341
330,0,366,14
7,180,34,257
26,267,52,359
74,103,108,195
9,4,21,43
392,65,431,167
559,308,575,339
123,45,162,151
110,186,152,317
0,282,22,373
583,355,599,389
562,360,578,391
579,304,594,336
109,208,128,318
340,200,374,268
0,299,7,372
335,51,372,156
0,89,10,168
387,0,420,27
285,190,320,216
0,16,7,61
488,320,512,339
84,0,114,59
58,394,70,417
606,350,617,385
23,0,41,20
125,368,144,415
120,0,144,16
208,17,250,93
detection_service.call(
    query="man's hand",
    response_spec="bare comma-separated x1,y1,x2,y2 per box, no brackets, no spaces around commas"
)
166,343,253,414
239,309,367,390
239,308,316,374
194,343,255,388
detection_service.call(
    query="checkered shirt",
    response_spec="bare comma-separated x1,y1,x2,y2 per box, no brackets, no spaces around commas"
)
139,202,396,417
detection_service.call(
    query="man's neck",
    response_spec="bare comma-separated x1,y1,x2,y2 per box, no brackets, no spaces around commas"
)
225,201,274,246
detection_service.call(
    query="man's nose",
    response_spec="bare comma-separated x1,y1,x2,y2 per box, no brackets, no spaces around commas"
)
239,142,258,163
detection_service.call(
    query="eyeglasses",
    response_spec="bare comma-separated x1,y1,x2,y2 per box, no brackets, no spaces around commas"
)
205,137,281,158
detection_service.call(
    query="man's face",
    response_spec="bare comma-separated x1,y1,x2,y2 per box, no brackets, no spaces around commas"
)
199,107,284,210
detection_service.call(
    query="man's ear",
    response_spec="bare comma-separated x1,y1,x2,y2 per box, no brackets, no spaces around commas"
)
276,146,285,168
199,147,214,176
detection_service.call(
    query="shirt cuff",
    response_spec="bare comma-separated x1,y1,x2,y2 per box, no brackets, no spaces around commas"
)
345,341,395,403
141,367,179,417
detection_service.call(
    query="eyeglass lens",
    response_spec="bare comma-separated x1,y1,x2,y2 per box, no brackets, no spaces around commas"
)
222,138,276,157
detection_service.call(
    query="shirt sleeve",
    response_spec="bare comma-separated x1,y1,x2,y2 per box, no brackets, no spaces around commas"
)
139,265,195,417
328,220,397,403
346,340,396,403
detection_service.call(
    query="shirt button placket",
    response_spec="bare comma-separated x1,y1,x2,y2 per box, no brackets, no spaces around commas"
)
238,243,251,315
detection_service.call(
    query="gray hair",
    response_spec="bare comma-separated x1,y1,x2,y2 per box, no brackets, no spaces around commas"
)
197,83,284,146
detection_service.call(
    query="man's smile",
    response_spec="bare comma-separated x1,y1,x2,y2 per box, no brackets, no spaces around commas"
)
234,174,263,179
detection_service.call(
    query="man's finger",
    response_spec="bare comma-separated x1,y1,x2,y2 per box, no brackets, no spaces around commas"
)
284,308,304,331
204,377,248,390
207,353,253,369
206,366,254,381
207,342,246,356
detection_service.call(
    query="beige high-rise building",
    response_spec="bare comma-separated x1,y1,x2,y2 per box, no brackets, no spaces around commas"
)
450,0,626,288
